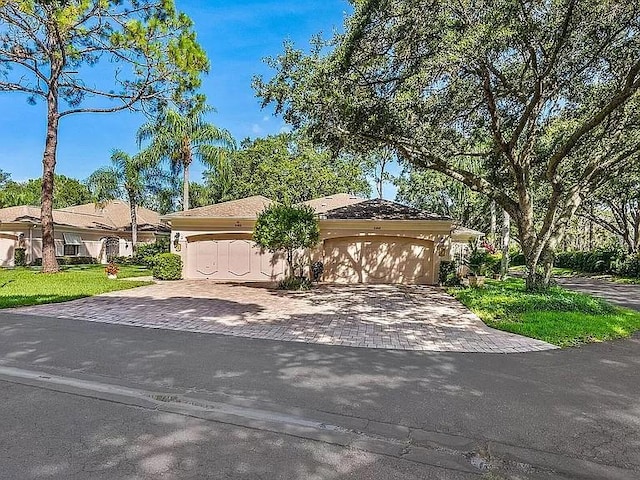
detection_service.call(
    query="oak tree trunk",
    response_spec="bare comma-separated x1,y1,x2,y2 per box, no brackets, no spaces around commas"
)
500,210,510,278
41,88,60,273
489,200,497,244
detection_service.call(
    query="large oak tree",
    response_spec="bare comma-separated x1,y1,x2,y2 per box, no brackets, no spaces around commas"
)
256,0,640,290
0,0,208,272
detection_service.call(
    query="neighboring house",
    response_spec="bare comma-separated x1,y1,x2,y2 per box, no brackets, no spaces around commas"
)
165,193,466,285
0,201,169,267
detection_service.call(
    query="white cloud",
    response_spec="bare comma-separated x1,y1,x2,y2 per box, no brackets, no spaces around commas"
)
251,123,263,135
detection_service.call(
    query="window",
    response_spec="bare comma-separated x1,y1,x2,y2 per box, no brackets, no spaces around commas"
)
63,244,79,256
62,232,83,257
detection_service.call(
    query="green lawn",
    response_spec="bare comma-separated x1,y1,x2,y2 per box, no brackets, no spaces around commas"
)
450,278,640,347
0,264,153,309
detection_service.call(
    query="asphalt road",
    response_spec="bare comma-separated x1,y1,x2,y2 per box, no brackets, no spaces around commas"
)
0,312,638,479
556,276,640,311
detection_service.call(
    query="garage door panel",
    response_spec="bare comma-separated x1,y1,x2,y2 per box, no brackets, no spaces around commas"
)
227,240,252,277
324,236,434,285
324,240,363,283
187,237,285,281
260,250,285,277
195,241,218,276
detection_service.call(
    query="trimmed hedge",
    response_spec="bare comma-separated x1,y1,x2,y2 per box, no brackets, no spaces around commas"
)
617,254,640,278
555,249,623,274
152,253,182,280
31,256,97,266
14,248,26,267
134,238,170,268
552,249,640,278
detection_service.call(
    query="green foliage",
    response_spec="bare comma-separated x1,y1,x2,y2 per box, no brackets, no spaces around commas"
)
511,252,525,266
555,250,624,275
486,253,503,275
253,203,320,276
203,132,371,204
32,256,96,266
0,1,209,112
88,150,164,209
450,278,640,347
465,242,489,276
617,255,640,278
152,253,182,280
134,238,170,267
0,175,91,208
438,260,460,286
396,166,489,230
0,265,151,309
14,248,26,267
256,0,640,290
278,276,312,291
554,249,640,279
137,98,235,210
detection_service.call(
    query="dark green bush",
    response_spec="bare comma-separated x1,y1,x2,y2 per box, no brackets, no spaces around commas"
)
438,260,457,285
134,238,170,267
486,253,503,275
57,256,97,266
32,256,97,267
616,254,640,278
510,252,525,266
278,276,312,290
152,253,182,280
111,256,138,266
555,249,623,274
14,248,26,267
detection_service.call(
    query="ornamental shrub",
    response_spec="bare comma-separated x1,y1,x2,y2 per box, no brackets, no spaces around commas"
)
14,248,26,266
616,254,640,278
134,238,170,267
152,253,182,280
278,276,312,290
554,249,623,274
438,260,457,285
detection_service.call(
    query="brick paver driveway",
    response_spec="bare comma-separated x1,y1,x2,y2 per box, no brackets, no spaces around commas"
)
14,282,556,353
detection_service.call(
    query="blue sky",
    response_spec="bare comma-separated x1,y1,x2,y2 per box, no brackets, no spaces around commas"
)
0,0,397,198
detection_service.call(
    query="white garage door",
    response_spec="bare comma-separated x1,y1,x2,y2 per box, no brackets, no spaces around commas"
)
186,235,285,281
323,236,435,285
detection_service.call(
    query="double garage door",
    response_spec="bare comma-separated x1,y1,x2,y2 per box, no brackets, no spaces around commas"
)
322,236,435,285
186,234,435,284
186,235,285,281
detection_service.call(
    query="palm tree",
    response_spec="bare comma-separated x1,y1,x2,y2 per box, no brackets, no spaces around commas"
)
87,150,160,253
137,100,235,211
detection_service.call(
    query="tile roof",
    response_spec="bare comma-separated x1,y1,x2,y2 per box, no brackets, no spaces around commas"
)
0,201,167,232
164,195,272,219
322,199,451,221
60,201,167,231
300,193,366,214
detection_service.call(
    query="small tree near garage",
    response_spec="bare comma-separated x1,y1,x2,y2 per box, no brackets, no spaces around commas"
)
253,204,320,279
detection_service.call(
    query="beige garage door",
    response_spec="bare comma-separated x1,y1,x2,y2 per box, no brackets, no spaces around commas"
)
323,236,435,285
186,235,285,281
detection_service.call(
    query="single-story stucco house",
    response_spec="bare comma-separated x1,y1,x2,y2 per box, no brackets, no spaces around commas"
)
0,200,169,267
164,194,470,285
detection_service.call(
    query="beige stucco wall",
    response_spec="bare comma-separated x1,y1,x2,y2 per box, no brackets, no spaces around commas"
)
170,217,454,284
0,223,160,266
